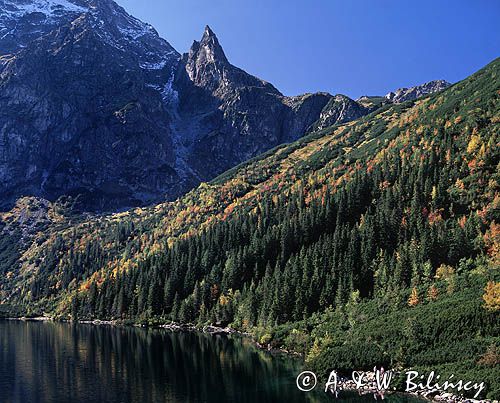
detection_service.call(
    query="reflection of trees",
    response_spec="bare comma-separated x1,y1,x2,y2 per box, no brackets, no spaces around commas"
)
0,322,310,403
0,322,417,403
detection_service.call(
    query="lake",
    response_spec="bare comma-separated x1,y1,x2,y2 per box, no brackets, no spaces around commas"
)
0,321,423,402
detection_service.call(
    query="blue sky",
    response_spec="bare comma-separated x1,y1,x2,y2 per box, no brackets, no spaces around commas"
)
116,0,499,98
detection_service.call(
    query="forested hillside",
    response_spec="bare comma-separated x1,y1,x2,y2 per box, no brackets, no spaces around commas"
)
1,58,499,397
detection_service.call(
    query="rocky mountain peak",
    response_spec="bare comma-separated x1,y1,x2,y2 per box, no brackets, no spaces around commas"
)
306,93,369,133
0,0,179,65
199,25,228,63
182,25,279,98
201,25,217,41
184,25,232,89
385,79,451,103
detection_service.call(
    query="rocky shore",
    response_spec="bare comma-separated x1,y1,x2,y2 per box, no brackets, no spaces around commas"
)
6,316,52,322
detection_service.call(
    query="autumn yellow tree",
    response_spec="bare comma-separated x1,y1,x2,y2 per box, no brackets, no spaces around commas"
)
467,133,481,154
435,264,456,294
408,287,420,307
483,281,500,312
435,264,454,280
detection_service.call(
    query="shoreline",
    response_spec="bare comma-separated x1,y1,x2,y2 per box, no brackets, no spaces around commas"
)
4,316,52,322
1,317,493,402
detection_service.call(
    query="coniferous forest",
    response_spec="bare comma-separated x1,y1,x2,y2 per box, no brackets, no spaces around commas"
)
1,59,499,398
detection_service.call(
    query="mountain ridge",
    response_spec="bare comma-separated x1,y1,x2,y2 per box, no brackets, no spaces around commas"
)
0,0,452,211
385,79,451,103
1,57,496,312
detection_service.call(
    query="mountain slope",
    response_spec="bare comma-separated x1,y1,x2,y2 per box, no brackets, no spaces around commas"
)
1,57,497,317
0,0,182,210
170,25,333,183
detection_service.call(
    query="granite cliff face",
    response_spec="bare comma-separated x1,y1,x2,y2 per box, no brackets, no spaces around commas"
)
0,0,451,211
306,95,370,133
172,26,332,180
0,0,181,210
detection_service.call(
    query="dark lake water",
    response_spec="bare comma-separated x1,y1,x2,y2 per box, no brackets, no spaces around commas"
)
0,321,423,403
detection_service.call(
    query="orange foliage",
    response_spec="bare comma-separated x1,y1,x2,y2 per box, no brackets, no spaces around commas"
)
477,206,489,224
483,222,500,264
401,216,408,227
210,284,220,301
458,216,467,229
79,281,91,292
454,178,465,190
379,180,390,190
428,210,443,225
408,287,420,307
468,158,478,171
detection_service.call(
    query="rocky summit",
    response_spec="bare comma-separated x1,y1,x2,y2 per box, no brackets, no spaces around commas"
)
0,0,450,211
384,80,451,103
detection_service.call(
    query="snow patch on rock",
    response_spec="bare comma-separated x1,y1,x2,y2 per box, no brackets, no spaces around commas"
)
1,0,87,20
140,60,167,70
161,71,179,109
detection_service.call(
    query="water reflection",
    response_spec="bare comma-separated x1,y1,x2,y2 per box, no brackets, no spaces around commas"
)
0,321,421,403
